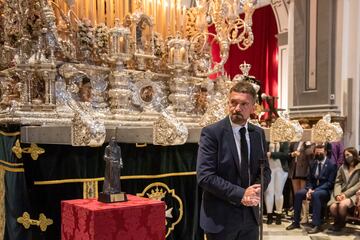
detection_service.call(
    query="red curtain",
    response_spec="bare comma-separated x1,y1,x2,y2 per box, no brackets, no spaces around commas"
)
209,5,279,98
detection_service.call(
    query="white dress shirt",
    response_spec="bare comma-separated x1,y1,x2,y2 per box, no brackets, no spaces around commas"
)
230,117,251,166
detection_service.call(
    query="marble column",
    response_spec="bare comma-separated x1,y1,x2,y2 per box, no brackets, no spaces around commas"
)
334,0,360,148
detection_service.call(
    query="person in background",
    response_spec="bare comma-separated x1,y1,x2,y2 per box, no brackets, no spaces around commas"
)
356,189,360,218
327,147,360,232
326,141,345,168
265,142,290,225
289,140,315,223
286,144,337,234
197,81,271,240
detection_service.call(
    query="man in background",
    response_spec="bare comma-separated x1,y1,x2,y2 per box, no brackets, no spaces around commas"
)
286,144,337,234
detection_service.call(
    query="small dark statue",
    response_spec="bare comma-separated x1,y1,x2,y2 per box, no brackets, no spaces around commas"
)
98,137,127,203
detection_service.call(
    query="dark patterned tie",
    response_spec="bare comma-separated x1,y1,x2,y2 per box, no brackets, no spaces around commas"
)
240,127,249,188
316,161,322,185
317,162,322,177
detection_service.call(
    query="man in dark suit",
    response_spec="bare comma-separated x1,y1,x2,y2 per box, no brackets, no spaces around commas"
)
286,144,337,234
197,81,271,240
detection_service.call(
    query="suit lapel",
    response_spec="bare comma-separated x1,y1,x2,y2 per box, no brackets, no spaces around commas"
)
311,162,317,176
224,118,241,175
320,159,328,178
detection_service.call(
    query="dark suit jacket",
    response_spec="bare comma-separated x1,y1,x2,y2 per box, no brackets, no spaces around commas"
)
289,142,314,178
305,158,337,193
197,117,271,234
269,142,291,172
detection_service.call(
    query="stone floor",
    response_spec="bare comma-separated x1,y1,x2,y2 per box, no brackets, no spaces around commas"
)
263,218,360,240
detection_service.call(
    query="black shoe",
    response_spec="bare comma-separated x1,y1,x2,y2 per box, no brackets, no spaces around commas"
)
275,213,282,225
286,222,300,230
328,225,342,232
307,226,322,234
266,213,273,224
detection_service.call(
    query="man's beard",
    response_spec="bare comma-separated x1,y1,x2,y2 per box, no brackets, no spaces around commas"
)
231,113,245,124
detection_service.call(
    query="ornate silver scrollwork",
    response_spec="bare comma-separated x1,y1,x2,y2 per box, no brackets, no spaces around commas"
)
270,114,303,142
153,111,188,146
130,70,164,112
71,111,106,147
311,114,343,143
56,76,106,147
199,75,233,126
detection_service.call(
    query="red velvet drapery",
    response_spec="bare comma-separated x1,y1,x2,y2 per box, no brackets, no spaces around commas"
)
209,5,279,98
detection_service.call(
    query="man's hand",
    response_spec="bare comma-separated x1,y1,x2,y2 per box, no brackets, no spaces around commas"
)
306,189,314,200
241,184,261,206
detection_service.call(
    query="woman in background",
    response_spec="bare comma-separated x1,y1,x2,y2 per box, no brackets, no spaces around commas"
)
265,142,291,225
288,119,314,223
289,141,314,223
328,147,360,232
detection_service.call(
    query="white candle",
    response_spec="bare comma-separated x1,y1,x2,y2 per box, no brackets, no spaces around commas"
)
167,0,170,24
180,6,186,33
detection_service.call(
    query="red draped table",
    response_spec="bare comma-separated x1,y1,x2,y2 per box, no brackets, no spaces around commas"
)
61,195,165,240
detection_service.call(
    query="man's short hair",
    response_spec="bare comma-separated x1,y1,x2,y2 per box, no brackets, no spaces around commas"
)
314,143,326,149
230,81,257,101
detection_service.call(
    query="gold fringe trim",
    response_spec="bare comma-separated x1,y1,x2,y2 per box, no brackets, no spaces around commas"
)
0,160,24,167
83,181,99,199
0,131,20,137
35,177,104,185
0,165,24,173
135,143,147,147
34,171,196,185
122,171,196,180
0,169,5,239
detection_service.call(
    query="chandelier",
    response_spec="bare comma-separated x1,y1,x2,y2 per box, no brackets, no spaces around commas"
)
190,0,256,75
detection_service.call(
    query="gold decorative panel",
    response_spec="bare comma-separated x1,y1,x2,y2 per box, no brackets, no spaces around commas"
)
137,182,183,237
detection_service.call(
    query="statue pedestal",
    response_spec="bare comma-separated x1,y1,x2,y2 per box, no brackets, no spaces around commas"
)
98,192,127,203
61,195,165,240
